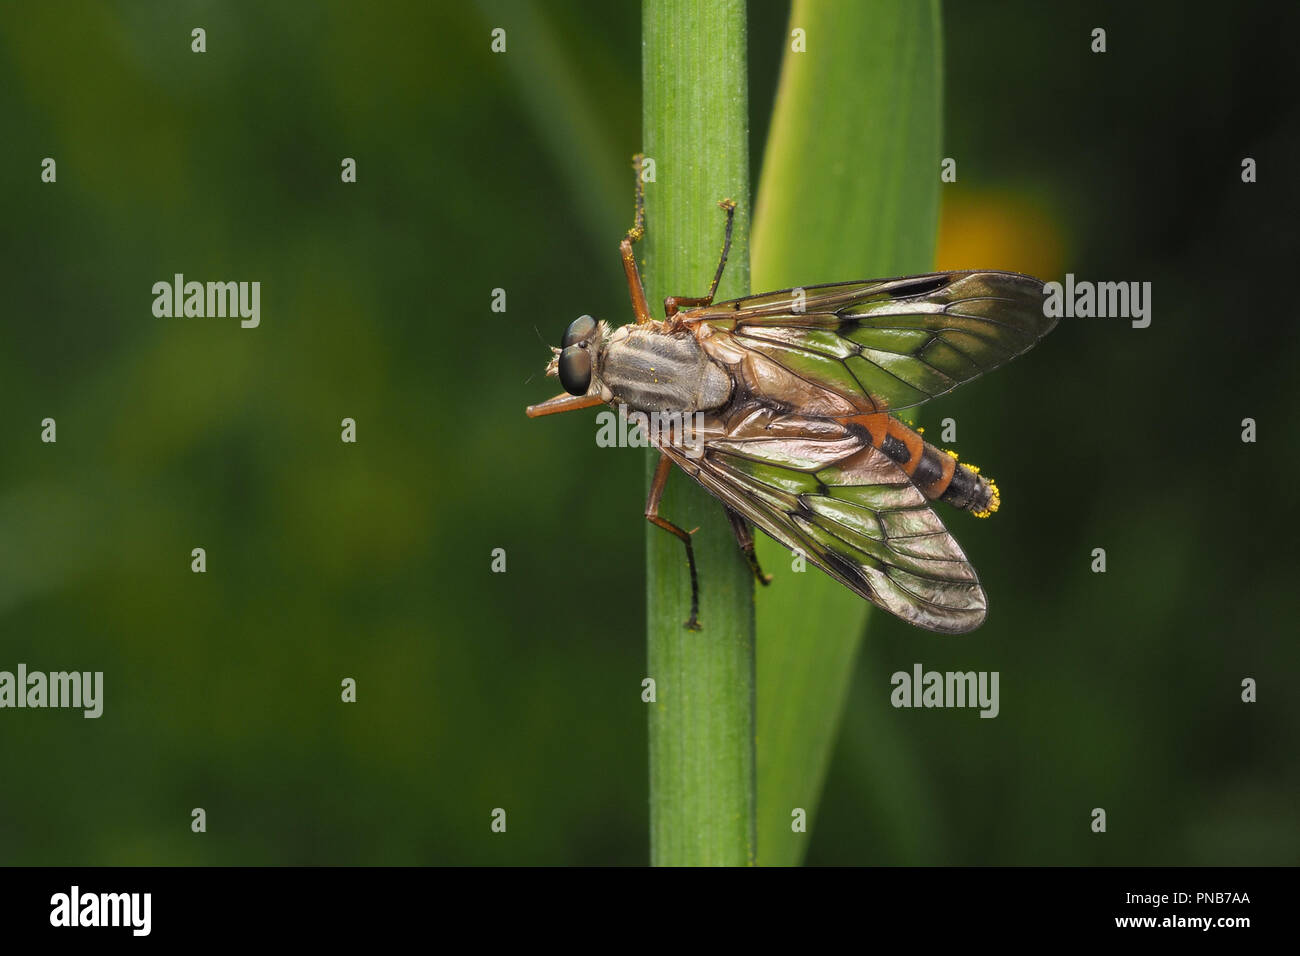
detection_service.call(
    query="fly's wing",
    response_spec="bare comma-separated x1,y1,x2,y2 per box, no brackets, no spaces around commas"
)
661,407,986,633
685,271,1054,413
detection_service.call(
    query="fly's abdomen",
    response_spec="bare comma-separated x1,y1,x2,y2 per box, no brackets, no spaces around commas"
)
845,413,1000,517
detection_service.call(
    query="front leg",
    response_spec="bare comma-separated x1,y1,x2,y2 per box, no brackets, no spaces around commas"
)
621,153,653,324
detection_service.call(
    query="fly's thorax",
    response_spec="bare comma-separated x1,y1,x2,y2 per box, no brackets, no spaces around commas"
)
595,324,732,414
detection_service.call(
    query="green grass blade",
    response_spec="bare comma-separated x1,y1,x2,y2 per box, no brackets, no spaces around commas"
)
751,0,943,866
642,0,756,867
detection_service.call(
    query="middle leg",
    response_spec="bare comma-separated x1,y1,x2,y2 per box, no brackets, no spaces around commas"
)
646,452,702,630
665,199,737,318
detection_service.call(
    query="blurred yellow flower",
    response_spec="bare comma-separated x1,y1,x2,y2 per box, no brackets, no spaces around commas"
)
937,191,1066,279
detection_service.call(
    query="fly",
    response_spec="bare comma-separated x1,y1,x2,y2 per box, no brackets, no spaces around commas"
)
527,156,1057,634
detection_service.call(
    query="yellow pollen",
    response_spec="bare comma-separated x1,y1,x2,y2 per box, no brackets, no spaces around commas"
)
971,476,1001,519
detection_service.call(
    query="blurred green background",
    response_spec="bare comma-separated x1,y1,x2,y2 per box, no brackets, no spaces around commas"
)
1,0,1296,865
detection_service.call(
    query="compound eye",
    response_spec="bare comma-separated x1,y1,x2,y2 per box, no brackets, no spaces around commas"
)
562,314,597,348
557,345,592,395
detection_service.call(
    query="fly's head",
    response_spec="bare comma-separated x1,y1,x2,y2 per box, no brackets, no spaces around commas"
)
549,314,612,398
